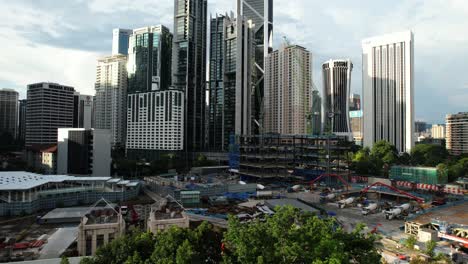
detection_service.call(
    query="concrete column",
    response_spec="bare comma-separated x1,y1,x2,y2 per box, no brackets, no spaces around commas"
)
8,191,11,203
15,192,18,201
29,190,32,202
104,233,109,244
22,191,25,202
91,233,97,255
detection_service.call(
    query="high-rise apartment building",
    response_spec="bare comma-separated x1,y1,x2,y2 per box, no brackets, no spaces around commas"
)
431,124,445,139
112,28,132,55
236,0,273,136
264,45,312,135
73,93,93,129
95,54,128,146
0,88,18,139
18,99,27,144
126,26,184,158
208,14,237,151
362,31,414,153
57,128,111,176
322,59,353,139
350,110,363,145
172,0,207,151
25,82,75,147
446,112,468,155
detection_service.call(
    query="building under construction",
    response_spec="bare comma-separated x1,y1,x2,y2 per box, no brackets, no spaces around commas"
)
229,134,351,183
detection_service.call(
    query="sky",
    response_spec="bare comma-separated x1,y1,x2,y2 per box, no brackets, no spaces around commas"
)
0,0,467,124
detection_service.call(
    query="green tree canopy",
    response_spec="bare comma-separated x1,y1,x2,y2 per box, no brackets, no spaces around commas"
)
411,144,449,166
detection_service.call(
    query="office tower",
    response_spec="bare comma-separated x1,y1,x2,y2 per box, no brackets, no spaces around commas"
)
349,93,361,111
112,28,132,55
18,99,27,144
25,82,75,147
73,93,93,129
322,59,353,139
57,128,111,176
208,14,236,151
172,0,207,151
95,54,128,146
350,110,363,145
362,31,414,153
415,121,427,134
264,45,312,135
236,0,273,136
126,26,184,158
446,112,468,155
431,124,445,139
310,89,322,135
0,88,18,139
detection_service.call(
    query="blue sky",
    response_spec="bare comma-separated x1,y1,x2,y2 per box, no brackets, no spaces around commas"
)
0,0,467,124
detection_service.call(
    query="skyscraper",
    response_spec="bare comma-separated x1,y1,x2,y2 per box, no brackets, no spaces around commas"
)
264,45,312,135
208,13,237,151
362,31,414,153
431,124,445,139
0,88,18,139
236,0,273,136
25,82,75,146
95,54,128,146
172,0,207,151
446,112,468,155
349,93,361,111
322,59,353,139
73,93,93,129
18,99,27,144
112,28,132,55
310,89,322,135
126,26,184,158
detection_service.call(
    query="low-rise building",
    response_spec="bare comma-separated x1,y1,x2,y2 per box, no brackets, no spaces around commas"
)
77,198,125,256
147,198,189,233
24,144,57,174
0,171,140,216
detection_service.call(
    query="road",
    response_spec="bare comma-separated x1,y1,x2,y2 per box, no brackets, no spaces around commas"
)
39,226,78,259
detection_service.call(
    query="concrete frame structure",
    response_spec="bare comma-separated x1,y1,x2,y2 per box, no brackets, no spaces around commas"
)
57,128,112,176
322,59,353,139
362,31,414,153
446,112,468,155
0,88,18,139
95,54,128,146
77,198,125,256
264,45,312,135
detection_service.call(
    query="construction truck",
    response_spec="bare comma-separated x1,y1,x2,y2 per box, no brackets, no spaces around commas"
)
337,197,355,209
384,203,411,220
361,203,379,215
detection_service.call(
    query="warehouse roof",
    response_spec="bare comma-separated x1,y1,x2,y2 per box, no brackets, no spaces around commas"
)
0,171,112,191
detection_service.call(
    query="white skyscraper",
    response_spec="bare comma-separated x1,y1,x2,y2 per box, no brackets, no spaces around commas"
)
264,45,312,135
362,31,414,153
94,54,128,146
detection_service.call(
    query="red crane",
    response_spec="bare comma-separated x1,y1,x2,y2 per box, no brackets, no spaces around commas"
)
360,182,424,204
310,173,350,191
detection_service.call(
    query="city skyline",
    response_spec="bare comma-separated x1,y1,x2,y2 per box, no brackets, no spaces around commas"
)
1,0,468,124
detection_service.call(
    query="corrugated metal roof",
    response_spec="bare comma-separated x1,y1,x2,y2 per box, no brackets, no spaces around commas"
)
0,171,111,191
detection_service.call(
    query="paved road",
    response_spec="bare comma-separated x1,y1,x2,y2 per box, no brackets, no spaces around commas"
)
39,226,78,259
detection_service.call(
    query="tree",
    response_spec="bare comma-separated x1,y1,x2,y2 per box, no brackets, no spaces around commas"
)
371,141,398,165
411,144,448,166
404,235,417,249
424,240,436,258
60,256,70,264
222,206,380,264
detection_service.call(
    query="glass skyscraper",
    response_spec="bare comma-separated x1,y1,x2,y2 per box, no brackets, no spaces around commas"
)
172,0,207,151
208,14,236,151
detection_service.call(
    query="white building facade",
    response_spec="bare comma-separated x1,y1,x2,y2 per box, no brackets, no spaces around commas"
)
126,90,184,151
362,31,415,153
264,45,312,135
95,54,128,146
431,124,445,139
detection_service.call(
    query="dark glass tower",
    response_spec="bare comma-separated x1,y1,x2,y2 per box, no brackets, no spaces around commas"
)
128,26,173,93
173,0,207,151
208,14,236,151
